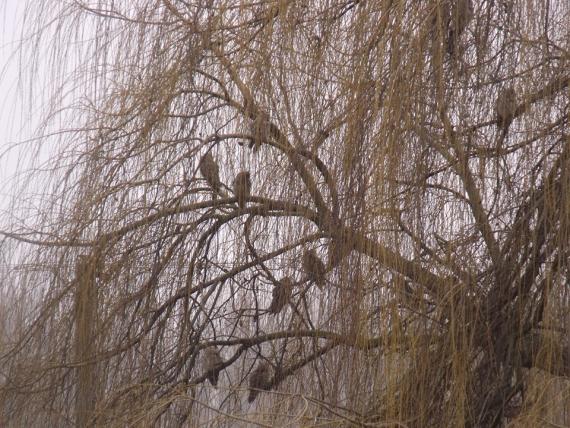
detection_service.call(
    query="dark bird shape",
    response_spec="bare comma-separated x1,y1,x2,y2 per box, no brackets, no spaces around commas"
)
249,112,271,152
495,86,517,132
202,347,224,387
447,0,473,56
248,362,271,403
233,171,251,209
302,249,326,289
268,277,294,314
199,152,222,193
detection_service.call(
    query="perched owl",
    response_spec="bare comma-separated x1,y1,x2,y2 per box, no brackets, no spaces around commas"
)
495,86,517,132
302,249,326,289
447,0,473,56
268,277,294,314
233,171,251,209
199,152,222,193
202,347,224,387
248,362,271,403
250,112,271,152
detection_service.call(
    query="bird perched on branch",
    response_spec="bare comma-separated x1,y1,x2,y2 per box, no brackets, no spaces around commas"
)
250,112,271,152
268,277,294,314
302,249,326,289
495,86,517,132
248,362,271,403
447,0,473,56
233,171,251,209
199,152,222,194
202,347,224,387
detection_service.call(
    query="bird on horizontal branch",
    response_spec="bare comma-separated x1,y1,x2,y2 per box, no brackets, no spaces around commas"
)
199,152,223,195
495,86,517,133
202,347,224,387
249,112,272,152
267,277,294,315
248,362,271,403
302,249,326,289
233,171,251,209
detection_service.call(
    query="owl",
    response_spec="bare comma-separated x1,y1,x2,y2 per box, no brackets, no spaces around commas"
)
202,347,224,387
268,277,294,314
248,362,271,403
302,249,326,289
447,0,473,56
250,112,271,152
199,152,222,193
495,86,517,132
233,171,251,209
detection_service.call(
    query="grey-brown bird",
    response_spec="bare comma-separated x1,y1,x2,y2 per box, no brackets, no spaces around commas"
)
202,347,224,387
268,277,294,314
495,86,517,132
302,249,326,289
248,362,271,403
233,171,251,209
250,113,270,152
199,152,222,193
447,0,473,56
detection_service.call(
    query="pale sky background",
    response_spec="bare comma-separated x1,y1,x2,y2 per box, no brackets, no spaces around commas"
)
0,0,27,289
0,0,29,212
1,0,65,225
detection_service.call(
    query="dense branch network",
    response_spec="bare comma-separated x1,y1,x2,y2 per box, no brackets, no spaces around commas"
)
0,0,568,426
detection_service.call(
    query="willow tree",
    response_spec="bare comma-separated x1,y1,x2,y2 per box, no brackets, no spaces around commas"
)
1,1,569,427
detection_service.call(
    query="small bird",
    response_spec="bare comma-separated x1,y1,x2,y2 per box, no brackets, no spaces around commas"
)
250,113,270,152
268,277,294,314
202,347,224,387
302,249,326,289
199,152,222,194
233,171,251,209
248,362,271,403
447,0,473,56
495,86,517,132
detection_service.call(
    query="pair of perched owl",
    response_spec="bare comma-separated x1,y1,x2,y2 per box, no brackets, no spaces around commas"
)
203,347,272,404
266,250,326,314
199,153,251,208
203,348,271,403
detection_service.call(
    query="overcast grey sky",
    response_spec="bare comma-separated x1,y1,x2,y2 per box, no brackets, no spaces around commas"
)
0,0,28,211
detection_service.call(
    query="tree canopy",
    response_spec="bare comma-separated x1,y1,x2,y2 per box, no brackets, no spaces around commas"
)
1,1,569,426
